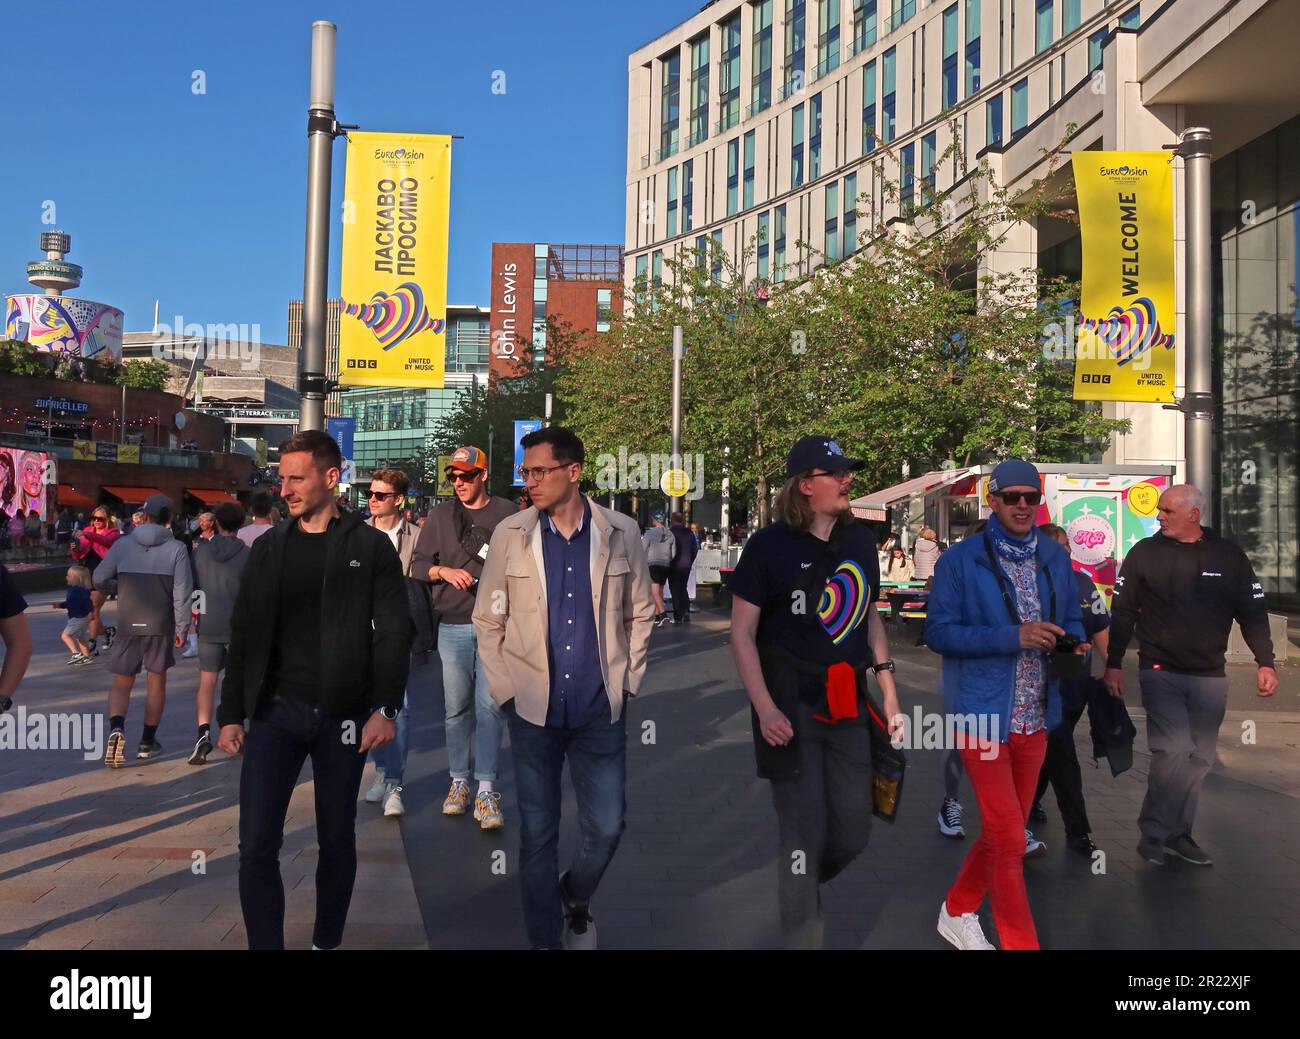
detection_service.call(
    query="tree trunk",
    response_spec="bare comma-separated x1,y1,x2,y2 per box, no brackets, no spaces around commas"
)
756,474,769,527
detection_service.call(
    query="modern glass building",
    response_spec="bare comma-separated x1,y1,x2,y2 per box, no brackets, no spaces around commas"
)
626,0,1299,604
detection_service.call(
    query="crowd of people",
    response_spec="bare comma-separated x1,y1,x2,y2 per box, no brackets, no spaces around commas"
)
0,426,1281,953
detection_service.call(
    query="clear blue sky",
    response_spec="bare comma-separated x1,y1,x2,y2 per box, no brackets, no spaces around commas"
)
0,0,694,344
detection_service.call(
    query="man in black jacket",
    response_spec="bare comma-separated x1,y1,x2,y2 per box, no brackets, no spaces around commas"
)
666,512,698,624
217,430,413,950
1103,484,1277,867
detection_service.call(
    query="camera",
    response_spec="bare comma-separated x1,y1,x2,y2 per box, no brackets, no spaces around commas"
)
1055,633,1082,653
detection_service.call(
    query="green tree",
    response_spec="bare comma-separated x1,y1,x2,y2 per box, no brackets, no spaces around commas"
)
114,359,171,391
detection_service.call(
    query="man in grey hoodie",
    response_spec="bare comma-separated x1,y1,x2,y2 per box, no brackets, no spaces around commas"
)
95,494,194,767
189,501,249,765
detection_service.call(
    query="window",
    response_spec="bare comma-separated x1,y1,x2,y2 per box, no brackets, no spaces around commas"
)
727,138,740,216
965,0,981,95
757,211,771,280
711,230,724,283
652,251,663,286
851,0,877,55
1035,0,1053,54
695,235,707,271
816,0,841,79
824,182,839,262
890,0,916,33
1010,78,1028,137
720,13,742,131
986,93,1003,147
882,48,897,142
633,257,647,307
920,131,936,204
596,288,613,331
900,142,915,208
682,159,694,231
743,130,756,209
942,5,959,110
667,167,679,238
1088,29,1106,72
774,203,787,282
843,172,858,256
1120,5,1140,30
809,92,822,180
1062,0,1080,33
863,61,877,153
752,0,773,115
784,0,806,96
792,102,806,187
689,35,709,146
660,52,680,159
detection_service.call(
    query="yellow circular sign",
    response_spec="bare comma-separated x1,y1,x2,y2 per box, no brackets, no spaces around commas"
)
660,468,690,497
1128,482,1160,517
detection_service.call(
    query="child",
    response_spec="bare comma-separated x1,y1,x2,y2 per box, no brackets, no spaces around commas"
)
55,565,95,665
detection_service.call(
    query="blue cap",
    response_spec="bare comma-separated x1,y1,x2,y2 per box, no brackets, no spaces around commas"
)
988,459,1041,493
786,436,864,478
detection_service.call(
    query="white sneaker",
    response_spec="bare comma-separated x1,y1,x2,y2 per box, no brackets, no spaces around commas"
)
1023,829,1047,858
364,771,386,803
937,900,996,950
382,784,405,818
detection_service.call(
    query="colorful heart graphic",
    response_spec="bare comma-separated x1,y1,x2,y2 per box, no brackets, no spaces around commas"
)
1078,296,1173,367
342,281,445,351
817,560,871,646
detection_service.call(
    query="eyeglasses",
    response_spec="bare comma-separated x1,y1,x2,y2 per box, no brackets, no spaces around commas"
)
447,470,483,483
367,491,399,501
995,491,1042,506
517,463,572,483
805,470,854,482
92,515,108,523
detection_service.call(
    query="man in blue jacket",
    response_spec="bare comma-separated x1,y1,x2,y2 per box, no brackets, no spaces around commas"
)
924,459,1088,950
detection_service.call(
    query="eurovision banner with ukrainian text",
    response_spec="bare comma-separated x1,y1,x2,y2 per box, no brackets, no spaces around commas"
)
339,132,451,388
1071,152,1176,403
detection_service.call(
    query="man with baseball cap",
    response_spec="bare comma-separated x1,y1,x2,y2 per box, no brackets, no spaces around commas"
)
924,459,1088,949
412,445,517,828
94,494,194,767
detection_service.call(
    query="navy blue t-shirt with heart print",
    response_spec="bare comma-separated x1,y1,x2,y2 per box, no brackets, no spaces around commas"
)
730,520,880,669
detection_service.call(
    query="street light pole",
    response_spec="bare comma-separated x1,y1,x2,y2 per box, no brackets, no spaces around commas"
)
298,20,337,432
1179,127,1215,522
670,325,684,514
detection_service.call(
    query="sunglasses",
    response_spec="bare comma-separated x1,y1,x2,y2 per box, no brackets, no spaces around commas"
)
994,490,1042,506
367,491,399,501
447,470,483,483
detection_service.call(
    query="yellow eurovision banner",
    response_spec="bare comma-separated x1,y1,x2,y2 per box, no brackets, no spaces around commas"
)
1072,152,1176,403
436,455,454,497
72,440,94,462
339,132,451,388
117,445,140,465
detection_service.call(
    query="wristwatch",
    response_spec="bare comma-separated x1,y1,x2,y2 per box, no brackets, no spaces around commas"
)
376,705,399,721
871,660,896,674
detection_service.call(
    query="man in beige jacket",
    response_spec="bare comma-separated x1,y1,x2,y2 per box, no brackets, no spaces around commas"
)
473,425,655,949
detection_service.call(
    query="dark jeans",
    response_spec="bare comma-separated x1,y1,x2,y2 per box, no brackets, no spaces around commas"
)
770,697,873,949
238,695,370,950
506,700,627,949
1033,703,1092,836
667,568,691,622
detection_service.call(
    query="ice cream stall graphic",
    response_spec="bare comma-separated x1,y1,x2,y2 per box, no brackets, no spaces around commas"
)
854,464,1175,606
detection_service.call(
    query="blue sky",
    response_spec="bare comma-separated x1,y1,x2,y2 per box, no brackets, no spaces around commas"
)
0,0,693,343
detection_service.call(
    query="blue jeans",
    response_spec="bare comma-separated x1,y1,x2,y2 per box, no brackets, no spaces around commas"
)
439,623,503,782
371,689,409,785
506,700,627,949
238,695,369,950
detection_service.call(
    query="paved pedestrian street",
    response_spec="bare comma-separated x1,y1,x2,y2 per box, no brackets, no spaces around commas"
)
3,593,1297,950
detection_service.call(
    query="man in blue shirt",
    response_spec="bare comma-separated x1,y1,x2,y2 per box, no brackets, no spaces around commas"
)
473,426,656,949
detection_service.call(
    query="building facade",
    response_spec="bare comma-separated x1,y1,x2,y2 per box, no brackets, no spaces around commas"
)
626,0,1298,604
488,243,623,380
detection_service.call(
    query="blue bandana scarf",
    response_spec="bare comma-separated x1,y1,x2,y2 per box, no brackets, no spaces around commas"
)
987,512,1038,564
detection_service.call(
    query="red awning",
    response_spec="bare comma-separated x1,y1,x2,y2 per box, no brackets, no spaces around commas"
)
57,485,94,508
101,486,164,504
186,488,239,506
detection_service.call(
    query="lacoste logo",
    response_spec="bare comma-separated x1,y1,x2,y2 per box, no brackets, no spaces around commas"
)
349,559,361,567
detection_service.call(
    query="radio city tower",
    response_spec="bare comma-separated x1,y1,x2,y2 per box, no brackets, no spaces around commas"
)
26,231,84,295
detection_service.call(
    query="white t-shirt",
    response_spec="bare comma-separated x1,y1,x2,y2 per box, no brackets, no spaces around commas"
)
237,523,273,547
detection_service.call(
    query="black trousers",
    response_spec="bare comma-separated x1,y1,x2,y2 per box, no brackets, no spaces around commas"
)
667,567,691,622
1034,703,1092,837
238,695,370,950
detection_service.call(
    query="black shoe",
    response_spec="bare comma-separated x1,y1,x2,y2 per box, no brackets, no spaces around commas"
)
680,613,691,623
1066,834,1097,856
187,733,213,765
1165,834,1212,866
137,739,163,760
1137,837,1167,865
1029,801,1047,823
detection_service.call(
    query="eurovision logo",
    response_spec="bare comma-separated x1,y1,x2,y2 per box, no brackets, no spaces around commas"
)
342,281,445,350
818,560,871,646
1078,296,1173,367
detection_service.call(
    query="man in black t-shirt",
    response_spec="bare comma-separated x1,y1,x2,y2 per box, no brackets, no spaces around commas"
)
0,564,32,715
730,435,902,949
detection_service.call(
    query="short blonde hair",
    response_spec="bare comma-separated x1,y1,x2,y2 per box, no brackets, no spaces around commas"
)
67,565,93,589
920,526,938,540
